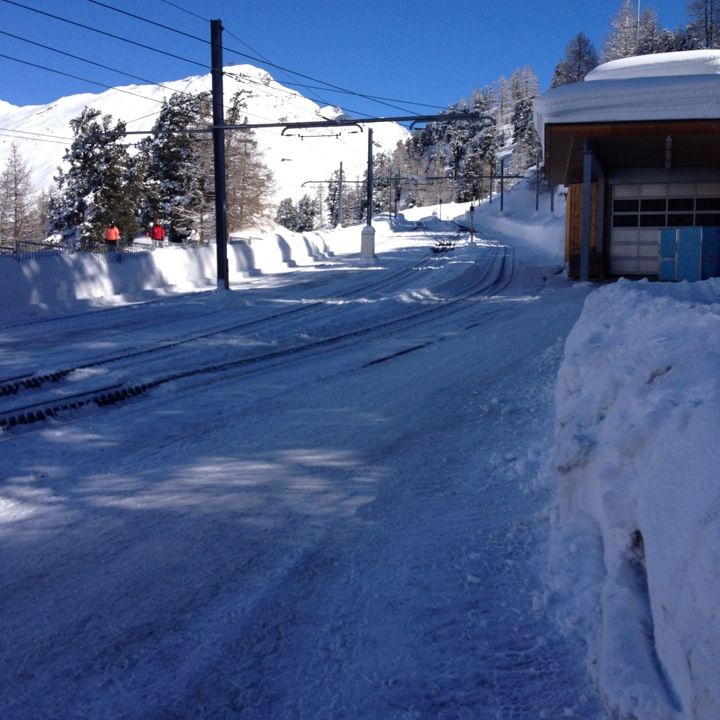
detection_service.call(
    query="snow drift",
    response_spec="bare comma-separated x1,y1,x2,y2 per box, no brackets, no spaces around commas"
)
0,229,338,321
545,278,720,719
534,50,720,139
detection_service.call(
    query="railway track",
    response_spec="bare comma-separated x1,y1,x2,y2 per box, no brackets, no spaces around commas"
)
1,238,510,431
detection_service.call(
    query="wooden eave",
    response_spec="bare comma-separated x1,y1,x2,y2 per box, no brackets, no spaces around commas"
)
544,119,720,186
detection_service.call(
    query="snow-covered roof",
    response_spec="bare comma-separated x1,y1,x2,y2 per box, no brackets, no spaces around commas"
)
535,50,720,140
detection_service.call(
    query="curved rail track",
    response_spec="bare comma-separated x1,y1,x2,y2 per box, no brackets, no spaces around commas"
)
0,237,513,430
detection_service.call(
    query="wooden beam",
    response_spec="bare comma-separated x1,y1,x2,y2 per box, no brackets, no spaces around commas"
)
581,142,593,282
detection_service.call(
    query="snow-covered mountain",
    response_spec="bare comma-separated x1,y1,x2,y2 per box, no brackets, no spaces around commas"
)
0,64,409,202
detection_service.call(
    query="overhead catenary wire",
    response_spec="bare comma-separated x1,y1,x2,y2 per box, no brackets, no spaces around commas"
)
80,0,426,115
0,126,73,141
155,0,340,113
0,30,196,99
0,0,207,69
157,0,205,23
0,0,453,161
0,1,329,124
0,53,170,105
3,0,451,124
158,0,352,113
0,130,68,145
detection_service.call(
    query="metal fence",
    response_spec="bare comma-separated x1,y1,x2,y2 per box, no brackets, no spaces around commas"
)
0,239,173,261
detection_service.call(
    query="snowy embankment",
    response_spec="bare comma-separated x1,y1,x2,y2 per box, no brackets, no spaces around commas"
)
0,229,341,322
544,279,720,719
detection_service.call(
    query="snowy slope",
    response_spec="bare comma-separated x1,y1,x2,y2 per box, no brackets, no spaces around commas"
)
0,64,408,201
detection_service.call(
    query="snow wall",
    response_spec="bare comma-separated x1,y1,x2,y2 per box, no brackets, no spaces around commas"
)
0,229,343,321
544,278,720,720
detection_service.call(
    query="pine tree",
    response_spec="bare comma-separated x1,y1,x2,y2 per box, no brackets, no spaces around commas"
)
50,107,138,248
327,166,359,226
314,185,325,227
371,151,394,213
326,168,342,226
296,194,317,231
551,32,599,87
511,96,541,171
0,143,35,249
139,92,213,240
344,181,365,225
658,26,698,52
275,197,299,230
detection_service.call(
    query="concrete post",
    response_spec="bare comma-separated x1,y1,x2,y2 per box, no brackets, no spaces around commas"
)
361,225,376,258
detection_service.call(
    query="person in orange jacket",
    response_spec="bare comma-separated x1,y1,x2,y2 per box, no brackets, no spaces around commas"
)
150,221,165,248
105,222,121,247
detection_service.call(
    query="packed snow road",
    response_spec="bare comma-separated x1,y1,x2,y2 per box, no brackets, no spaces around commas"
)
0,233,608,719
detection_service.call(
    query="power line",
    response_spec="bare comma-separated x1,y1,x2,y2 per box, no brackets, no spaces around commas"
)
268,77,448,111
0,0,207,69
6,0,447,119
2,1,314,122
80,0,422,115
157,0,205,23
0,53,167,104
120,111,488,136
0,30,194,98
0,130,68,145
85,0,209,47
0,126,73,141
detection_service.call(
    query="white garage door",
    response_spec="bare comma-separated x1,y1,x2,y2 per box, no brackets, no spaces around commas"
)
610,183,720,276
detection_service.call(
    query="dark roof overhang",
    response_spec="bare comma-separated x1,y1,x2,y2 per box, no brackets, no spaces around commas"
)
543,119,720,186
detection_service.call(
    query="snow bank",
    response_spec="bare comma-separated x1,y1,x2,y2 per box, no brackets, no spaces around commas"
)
545,278,720,719
0,228,338,323
585,50,720,81
534,50,720,139
399,174,565,264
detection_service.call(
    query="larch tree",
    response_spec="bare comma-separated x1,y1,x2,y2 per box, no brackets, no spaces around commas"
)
0,142,36,249
225,91,274,231
551,32,599,87
636,8,665,54
687,0,720,48
602,0,641,60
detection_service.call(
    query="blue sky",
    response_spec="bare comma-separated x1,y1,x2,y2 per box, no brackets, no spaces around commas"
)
0,0,689,118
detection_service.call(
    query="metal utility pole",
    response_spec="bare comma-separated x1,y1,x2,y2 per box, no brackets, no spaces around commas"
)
337,161,343,227
360,128,375,259
211,19,229,290
366,129,374,226
500,156,506,213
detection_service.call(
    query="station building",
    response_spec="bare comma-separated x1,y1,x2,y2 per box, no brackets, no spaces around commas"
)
534,50,720,281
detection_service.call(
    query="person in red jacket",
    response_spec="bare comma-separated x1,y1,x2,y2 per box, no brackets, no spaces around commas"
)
105,222,120,248
150,221,165,248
